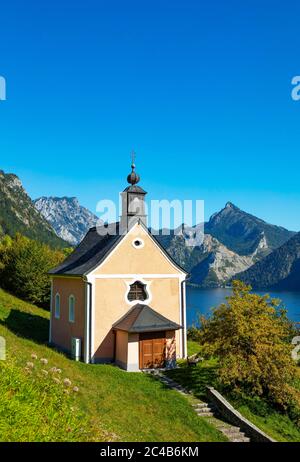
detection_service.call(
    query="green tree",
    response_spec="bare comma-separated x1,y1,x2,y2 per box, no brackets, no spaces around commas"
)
0,234,13,271
199,280,298,409
0,234,65,306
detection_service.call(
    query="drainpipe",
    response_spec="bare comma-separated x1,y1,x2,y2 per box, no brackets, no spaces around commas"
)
181,275,190,359
49,278,53,345
83,277,93,364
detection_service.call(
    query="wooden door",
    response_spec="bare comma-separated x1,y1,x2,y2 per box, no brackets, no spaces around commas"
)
139,332,166,369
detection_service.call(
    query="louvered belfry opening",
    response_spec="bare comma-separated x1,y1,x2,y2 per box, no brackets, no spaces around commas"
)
128,281,147,302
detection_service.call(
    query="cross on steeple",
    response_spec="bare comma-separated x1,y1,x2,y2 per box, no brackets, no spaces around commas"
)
127,151,139,185
131,150,136,168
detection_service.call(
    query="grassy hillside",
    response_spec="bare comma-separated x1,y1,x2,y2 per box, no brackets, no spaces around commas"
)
0,290,226,442
167,341,300,442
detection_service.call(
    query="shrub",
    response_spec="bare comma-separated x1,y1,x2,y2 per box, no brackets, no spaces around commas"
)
187,326,202,342
198,280,298,411
0,234,65,306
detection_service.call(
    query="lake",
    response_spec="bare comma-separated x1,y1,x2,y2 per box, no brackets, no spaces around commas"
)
186,287,300,326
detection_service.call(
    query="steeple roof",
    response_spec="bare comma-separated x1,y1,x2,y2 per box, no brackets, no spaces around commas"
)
123,184,147,194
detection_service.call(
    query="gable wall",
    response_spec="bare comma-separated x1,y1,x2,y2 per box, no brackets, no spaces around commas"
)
92,276,182,361
91,224,183,276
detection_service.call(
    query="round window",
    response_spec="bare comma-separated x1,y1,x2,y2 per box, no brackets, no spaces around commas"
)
132,239,144,248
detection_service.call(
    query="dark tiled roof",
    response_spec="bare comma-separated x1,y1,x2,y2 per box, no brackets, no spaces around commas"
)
49,222,123,275
49,221,188,276
112,303,182,333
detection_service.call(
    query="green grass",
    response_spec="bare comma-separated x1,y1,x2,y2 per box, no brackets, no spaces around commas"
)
0,355,105,442
187,339,202,357
165,340,300,442
0,289,226,442
228,398,300,442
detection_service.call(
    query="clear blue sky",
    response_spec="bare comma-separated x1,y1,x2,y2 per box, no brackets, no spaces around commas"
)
0,0,299,230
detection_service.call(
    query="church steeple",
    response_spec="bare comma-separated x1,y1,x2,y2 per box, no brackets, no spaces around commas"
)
120,153,147,233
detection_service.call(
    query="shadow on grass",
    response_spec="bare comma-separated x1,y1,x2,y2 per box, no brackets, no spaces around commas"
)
164,361,219,400
0,309,49,344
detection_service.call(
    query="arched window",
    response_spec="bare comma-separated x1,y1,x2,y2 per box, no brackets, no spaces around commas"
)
69,295,75,323
54,293,60,319
127,281,148,302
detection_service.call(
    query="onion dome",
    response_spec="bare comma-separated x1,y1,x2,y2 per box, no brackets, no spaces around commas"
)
127,162,140,185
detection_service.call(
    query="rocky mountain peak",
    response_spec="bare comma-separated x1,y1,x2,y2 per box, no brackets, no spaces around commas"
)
205,202,294,257
0,170,66,248
225,201,238,210
34,196,100,245
0,170,24,192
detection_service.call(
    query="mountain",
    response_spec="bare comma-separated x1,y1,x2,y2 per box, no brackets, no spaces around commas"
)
156,229,254,288
236,232,300,291
0,170,67,248
31,193,296,288
189,234,254,287
205,202,295,258
155,203,295,287
34,196,100,245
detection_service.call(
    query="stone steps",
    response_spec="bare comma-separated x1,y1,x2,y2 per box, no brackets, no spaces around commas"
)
145,371,251,443
195,404,250,442
231,437,251,442
196,408,213,413
194,404,215,417
223,429,244,435
193,403,215,409
216,425,241,433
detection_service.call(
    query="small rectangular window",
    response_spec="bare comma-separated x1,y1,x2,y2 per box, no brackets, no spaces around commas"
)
55,294,60,319
69,296,75,323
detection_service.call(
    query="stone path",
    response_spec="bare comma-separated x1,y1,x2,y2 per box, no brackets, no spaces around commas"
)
145,370,250,443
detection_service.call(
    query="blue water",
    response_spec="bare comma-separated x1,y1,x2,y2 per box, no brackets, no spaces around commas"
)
186,287,300,326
